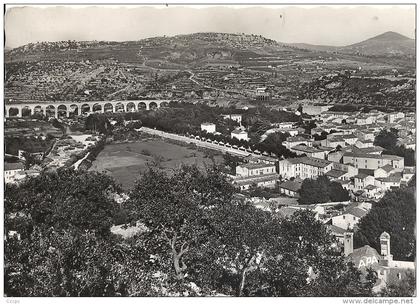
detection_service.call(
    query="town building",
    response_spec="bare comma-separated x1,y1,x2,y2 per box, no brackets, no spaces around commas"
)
4,162,25,184
331,206,368,230
279,179,302,198
236,163,276,177
200,122,216,134
289,144,325,159
321,135,346,149
353,173,375,191
222,114,242,124
255,87,271,101
284,135,314,150
231,128,249,141
343,153,404,170
233,163,277,190
344,232,415,293
278,156,333,180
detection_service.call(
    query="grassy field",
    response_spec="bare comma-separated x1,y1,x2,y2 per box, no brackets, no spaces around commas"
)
90,139,224,190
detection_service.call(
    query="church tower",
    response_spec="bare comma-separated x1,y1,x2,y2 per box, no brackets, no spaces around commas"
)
344,232,354,257
379,231,393,265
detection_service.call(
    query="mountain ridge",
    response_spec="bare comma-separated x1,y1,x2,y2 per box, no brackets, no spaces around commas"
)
5,31,414,64
288,31,414,57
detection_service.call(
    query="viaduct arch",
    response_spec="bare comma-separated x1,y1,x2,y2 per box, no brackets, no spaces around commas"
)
5,100,170,118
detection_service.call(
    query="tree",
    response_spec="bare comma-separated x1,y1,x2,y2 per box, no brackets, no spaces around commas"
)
299,176,330,204
248,210,377,297
4,164,376,297
204,201,275,296
378,271,415,297
127,165,236,281
5,168,122,237
4,169,129,297
374,129,415,166
354,187,416,261
85,114,113,135
329,181,350,202
5,229,125,296
21,151,41,170
299,176,349,204
223,153,242,174
256,132,296,159
374,129,398,150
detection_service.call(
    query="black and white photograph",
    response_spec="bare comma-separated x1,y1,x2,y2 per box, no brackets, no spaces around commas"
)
1,2,417,301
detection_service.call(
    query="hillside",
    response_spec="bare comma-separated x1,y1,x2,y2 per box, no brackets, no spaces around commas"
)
288,31,415,58
5,33,292,65
4,32,415,109
340,31,414,57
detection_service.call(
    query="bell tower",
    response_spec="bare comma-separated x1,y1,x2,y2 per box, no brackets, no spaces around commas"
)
380,231,393,265
344,232,354,257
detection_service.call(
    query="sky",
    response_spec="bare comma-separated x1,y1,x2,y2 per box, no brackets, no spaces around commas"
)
4,4,416,49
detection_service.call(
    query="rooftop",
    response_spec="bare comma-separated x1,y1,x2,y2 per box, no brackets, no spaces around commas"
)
286,135,313,142
326,169,347,178
234,174,278,186
378,164,395,173
344,207,368,218
382,154,404,161
279,180,302,192
328,224,347,236
4,162,25,171
347,245,381,269
238,163,275,170
354,173,371,179
290,144,322,153
286,156,332,168
231,129,247,135
376,175,401,183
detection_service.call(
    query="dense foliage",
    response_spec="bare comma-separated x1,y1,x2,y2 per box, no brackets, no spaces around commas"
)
374,129,415,166
5,165,376,297
299,176,350,204
354,187,416,261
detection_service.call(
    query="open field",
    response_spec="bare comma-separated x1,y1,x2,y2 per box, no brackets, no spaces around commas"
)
90,139,224,190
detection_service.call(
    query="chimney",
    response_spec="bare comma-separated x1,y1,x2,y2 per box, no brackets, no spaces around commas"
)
344,232,354,257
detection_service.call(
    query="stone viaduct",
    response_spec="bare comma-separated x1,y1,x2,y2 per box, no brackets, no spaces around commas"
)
5,100,170,118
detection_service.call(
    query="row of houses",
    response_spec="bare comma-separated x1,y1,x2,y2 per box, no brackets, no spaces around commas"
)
277,153,412,200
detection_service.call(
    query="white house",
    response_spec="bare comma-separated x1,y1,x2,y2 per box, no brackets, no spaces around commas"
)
201,123,216,134
289,144,325,159
4,162,25,184
374,175,401,192
278,157,333,180
236,163,276,177
231,128,249,141
353,173,375,191
284,136,314,150
234,163,277,190
343,153,404,170
222,114,242,124
374,164,396,178
279,179,302,198
331,207,368,230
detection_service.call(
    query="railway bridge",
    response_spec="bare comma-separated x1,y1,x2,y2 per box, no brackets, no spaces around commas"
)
5,100,170,118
